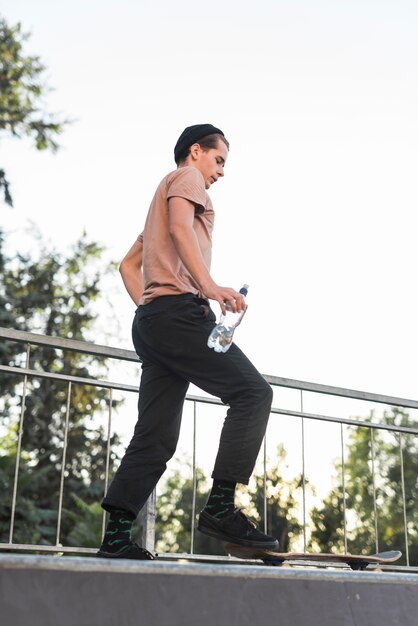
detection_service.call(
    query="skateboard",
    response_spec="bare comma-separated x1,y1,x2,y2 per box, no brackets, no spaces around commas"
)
225,544,402,570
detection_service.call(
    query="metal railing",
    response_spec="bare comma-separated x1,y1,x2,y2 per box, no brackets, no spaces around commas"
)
1,326,418,570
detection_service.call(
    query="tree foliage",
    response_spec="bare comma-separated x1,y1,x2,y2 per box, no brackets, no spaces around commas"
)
310,408,418,565
0,230,121,548
0,16,66,206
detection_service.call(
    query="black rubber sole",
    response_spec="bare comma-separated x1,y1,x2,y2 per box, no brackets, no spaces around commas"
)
198,523,279,550
96,544,155,560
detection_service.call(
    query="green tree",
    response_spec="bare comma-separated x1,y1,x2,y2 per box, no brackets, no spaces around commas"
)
0,16,66,206
0,231,121,548
310,408,418,565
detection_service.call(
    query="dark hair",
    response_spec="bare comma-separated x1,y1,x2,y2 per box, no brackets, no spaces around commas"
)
176,133,229,165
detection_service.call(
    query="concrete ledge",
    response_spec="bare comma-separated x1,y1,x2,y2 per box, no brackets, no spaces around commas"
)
2,554,418,626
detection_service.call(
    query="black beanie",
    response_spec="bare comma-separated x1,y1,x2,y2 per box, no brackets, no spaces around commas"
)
174,123,224,163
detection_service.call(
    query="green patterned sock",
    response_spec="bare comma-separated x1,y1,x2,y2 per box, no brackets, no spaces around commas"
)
204,479,237,519
100,508,136,554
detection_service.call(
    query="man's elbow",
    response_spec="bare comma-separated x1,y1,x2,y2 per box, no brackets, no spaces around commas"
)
119,257,142,278
119,257,128,276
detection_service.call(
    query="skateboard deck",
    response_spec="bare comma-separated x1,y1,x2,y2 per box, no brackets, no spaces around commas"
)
225,544,402,570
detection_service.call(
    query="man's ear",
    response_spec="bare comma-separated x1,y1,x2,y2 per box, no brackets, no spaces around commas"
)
189,143,201,161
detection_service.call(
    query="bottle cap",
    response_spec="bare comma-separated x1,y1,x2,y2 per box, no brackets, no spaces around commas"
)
239,284,249,296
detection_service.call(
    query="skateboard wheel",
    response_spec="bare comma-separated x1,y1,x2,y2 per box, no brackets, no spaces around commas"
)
349,561,368,571
262,557,285,566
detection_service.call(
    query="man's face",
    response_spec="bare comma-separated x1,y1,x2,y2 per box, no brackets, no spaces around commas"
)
191,139,228,189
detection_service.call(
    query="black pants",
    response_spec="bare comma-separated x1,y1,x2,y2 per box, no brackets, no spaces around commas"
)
102,294,273,517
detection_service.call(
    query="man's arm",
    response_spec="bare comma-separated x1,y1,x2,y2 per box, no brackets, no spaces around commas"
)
168,196,245,315
119,239,144,305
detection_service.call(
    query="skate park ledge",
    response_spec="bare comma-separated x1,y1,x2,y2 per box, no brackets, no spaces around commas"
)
2,553,418,626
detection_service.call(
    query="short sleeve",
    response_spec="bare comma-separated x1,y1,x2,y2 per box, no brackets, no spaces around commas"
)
166,167,207,211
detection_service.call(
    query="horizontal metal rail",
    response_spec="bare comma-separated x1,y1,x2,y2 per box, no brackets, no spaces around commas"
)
2,363,418,435
0,363,138,393
2,326,418,409
0,326,139,362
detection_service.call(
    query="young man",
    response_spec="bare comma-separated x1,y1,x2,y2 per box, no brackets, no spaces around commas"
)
98,124,278,560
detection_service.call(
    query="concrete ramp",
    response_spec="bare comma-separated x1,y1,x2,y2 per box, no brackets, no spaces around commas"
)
1,554,418,626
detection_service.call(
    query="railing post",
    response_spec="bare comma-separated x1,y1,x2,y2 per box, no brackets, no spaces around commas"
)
370,428,379,554
190,401,197,554
102,388,113,541
263,435,267,534
56,381,72,546
340,423,348,554
9,343,30,544
141,490,156,552
399,433,410,566
300,390,307,552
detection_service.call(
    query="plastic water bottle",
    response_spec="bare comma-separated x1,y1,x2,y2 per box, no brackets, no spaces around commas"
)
207,285,249,353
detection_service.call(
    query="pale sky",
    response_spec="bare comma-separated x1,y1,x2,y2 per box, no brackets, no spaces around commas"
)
2,0,418,405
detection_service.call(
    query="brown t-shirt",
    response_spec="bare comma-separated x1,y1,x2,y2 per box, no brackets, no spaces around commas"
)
137,166,214,305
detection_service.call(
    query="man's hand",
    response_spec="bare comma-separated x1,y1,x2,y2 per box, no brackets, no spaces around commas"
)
203,284,246,316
